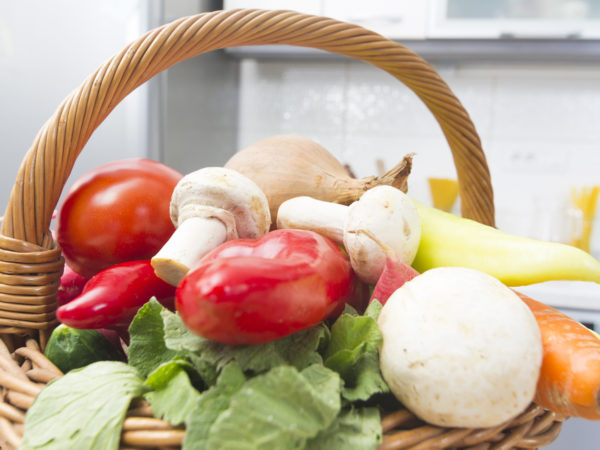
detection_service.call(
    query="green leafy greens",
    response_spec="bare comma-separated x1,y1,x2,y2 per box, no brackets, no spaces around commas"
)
324,300,389,401
306,407,383,449
161,305,329,374
128,298,180,378
144,360,202,426
201,365,341,450
25,298,390,449
21,361,147,450
183,363,247,449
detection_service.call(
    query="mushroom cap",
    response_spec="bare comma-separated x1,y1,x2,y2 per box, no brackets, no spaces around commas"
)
342,185,421,284
378,267,542,428
170,167,271,240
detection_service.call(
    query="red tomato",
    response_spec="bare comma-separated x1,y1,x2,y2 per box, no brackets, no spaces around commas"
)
56,158,182,278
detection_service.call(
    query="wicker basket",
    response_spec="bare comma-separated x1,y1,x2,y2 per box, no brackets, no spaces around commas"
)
0,9,566,449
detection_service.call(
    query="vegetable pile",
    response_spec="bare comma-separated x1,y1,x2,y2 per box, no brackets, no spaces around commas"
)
24,134,600,449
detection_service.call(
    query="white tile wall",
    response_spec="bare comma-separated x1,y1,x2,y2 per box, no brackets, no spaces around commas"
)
237,57,600,256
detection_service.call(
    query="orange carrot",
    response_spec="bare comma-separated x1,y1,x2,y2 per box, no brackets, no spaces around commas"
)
515,290,600,420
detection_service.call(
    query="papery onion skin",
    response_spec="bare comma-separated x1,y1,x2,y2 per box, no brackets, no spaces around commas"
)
225,135,412,225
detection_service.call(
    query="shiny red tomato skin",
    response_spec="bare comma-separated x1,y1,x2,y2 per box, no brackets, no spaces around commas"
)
56,158,182,278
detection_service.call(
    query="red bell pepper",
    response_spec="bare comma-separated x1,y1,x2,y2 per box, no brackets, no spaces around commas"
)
56,260,175,333
176,229,360,345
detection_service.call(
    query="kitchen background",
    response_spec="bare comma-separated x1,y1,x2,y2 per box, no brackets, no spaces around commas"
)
1,1,599,448
4,0,600,251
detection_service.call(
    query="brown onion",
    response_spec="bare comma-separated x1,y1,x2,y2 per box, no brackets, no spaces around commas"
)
225,134,413,225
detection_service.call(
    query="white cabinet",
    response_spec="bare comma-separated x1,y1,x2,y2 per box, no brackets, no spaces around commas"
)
223,1,427,39
428,0,600,39
224,0,321,16
322,0,427,39
223,1,600,60
225,0,600,40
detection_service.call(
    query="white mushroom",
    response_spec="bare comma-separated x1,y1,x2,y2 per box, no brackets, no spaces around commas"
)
152,167,271,286
377,267,543,428
276,185,421,284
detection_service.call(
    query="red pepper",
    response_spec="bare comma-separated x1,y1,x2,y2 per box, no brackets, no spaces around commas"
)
51,228,89,306
57,263,89,306
176,229,359,345
56,260,175,331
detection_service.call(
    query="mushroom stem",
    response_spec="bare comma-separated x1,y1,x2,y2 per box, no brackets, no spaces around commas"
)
151,167,271,287
277,197,347,243
277,186,422,285
152,217,228,286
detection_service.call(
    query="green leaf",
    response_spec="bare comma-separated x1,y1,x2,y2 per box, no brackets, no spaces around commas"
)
186,353,220,387
300,364,343,410
163,309,329,374
324,310,389,401
144,361,202,426
307,407,382,449
341,303,359,316
128,299,218,386
364,299,383,321
21,362,146,450
128,298,179,378
325,313,382,360
337,351,389,402
161,307,203,352
183,363,246,450
204,365,341,450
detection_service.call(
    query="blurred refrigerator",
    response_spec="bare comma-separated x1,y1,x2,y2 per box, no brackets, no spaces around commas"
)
0,1,162,213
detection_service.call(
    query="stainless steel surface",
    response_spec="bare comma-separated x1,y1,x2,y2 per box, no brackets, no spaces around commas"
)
225,39,600,62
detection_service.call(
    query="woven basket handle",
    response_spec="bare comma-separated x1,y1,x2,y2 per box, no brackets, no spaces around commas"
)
1,9,494,248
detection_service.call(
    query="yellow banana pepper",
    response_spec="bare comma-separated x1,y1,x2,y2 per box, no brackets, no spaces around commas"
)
412,201,600,286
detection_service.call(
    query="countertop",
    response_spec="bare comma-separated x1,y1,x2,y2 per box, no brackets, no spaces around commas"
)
516,280,600,311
